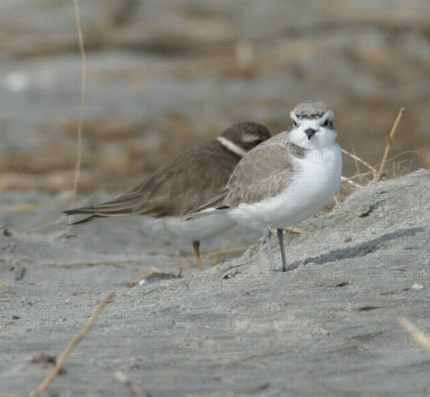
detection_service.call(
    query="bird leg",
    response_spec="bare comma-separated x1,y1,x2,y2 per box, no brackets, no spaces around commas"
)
277,228,288,272
264,226,276,271
192,240,204,271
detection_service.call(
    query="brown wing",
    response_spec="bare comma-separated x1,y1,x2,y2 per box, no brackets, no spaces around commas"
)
64,140,241,219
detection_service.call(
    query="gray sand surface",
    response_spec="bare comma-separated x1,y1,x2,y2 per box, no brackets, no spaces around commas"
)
1,169,430,396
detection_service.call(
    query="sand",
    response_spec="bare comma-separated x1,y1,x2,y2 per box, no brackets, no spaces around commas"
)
1,169,430,396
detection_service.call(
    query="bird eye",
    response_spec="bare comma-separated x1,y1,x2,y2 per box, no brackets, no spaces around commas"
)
292,120,298,127
323,119,333,127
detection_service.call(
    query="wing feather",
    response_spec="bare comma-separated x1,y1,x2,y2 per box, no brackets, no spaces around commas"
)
189,131,305,215
223,142,295,206
65,140,241,219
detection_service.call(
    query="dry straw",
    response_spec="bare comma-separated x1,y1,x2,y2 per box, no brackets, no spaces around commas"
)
398,317,430,352
29,291,116,397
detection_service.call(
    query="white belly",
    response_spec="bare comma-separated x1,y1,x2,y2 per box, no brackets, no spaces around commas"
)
141,210,236,242
229,144,342,230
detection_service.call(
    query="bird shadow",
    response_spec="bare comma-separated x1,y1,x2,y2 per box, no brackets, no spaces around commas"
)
287,225,425,270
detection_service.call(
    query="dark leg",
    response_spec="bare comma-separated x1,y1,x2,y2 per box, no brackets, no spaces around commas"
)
277,228,288,272
192,241,204,271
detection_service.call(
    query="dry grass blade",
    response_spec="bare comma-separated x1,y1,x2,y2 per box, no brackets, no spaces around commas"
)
56,259,135,268
115,371,149,397
341,175,364,189
0,203,40,213
341,148,377,174
379,108,405,177
26,0,87,235
398,317,430,352
167,246,248,267
29,291,116,397
341,107,405,184
68,0,86,210
27,216,68,233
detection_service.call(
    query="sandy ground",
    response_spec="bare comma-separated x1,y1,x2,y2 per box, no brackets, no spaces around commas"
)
0,169,429,396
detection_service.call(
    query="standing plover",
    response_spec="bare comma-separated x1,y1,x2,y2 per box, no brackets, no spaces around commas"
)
63,122,271,270
189,101,342,272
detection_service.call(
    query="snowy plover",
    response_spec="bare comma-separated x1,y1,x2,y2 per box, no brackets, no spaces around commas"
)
189,100,342,272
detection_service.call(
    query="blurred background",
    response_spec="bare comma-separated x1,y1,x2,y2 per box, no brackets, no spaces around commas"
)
0,0,429,195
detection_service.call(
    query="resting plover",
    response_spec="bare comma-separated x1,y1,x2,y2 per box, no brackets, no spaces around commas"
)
63,122,271,270
189,100,342,272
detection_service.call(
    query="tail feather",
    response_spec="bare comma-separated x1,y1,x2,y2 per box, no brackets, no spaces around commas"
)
62,209,102,224
63,195,144,224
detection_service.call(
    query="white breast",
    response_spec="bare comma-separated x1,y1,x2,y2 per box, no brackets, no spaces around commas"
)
229,143,342,230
